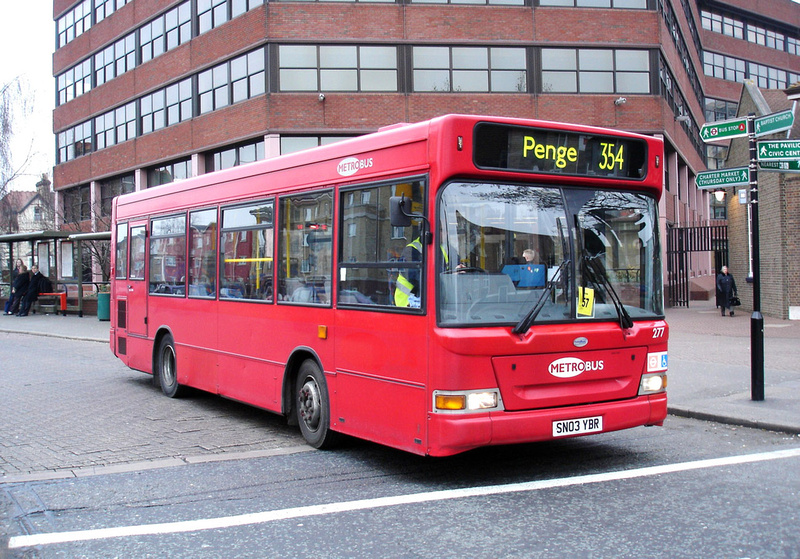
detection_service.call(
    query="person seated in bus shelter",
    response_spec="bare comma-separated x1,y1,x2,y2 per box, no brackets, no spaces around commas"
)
17,265,52,317
5,262,29,315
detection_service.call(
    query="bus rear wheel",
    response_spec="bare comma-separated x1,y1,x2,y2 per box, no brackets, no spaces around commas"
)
157,335,184,398
295,360,340,449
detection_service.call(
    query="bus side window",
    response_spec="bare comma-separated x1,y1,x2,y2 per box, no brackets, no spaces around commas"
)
339,180,425,309
278,191,332,305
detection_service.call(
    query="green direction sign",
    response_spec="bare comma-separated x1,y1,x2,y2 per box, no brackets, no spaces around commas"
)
758,160,800,173
696,167,750,189
700,118,748,143
754,109,794,137
756,140,800,162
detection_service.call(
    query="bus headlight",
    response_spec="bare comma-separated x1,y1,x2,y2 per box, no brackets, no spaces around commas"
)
639,372,667,395
433,389,503,413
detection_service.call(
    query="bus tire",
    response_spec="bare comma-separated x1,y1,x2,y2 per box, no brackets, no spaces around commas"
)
156,334,184,398
295,360,340,449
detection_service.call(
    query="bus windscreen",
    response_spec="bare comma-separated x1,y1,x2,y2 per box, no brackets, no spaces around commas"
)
473,122,648,180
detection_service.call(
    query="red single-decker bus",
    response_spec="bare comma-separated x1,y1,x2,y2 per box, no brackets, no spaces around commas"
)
110,114,668,457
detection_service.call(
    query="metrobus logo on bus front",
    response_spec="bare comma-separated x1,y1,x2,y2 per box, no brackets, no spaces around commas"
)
548,357,604,378
337,157,374,176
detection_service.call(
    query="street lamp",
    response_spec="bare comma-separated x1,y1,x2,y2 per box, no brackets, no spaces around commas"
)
713,189,726,203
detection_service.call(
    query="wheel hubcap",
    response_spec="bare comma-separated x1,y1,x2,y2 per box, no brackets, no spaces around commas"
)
298,377,321,432
162,346,176,386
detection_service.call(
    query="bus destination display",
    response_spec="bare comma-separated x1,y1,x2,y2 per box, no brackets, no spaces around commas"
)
473,123,648,180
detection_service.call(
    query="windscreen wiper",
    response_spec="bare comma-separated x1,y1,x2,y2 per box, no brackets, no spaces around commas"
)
512,259,570,335
583,255,633,330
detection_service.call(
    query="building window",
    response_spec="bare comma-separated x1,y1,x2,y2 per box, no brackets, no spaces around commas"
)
747,24,785,51
704,98,738,123
206,139,265,171
95,0,131,23
280,136,352,155
198,0,229,34
279,45,399,92
539,0,645,6
140,1,192,63
57,0,92,48
701,8,797,55
167,79,194,125
116,102,137,143
231,49,266,103
412,46,527,92
94,102,136,150
63,185,91,223
199,50,267,114
148,159,192,187
220,201,273,301
703,52,797,88
541,48,649,93
94,33,136,86
141,78,193,135
100,175,135,216
140,90,167,134
57,122,92,164
232,0,264,16
279,0,393,2
57,59,92,106
748,63,788,90
789,37,799,56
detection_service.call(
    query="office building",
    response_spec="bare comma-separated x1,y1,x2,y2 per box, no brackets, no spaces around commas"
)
52,0,800,304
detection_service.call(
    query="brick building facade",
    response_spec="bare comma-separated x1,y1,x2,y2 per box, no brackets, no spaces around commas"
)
724,82,800,319
51,0,800,302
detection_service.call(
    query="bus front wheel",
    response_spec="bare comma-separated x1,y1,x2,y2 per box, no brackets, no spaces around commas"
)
157,335,184,398
295,360,340,449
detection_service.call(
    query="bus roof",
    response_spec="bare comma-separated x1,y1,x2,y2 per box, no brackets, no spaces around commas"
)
114,114,663,217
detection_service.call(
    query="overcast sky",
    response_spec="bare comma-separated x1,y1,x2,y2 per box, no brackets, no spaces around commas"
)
1,0,55,192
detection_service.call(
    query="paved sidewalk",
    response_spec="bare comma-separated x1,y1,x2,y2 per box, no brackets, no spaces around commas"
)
1,304,799,436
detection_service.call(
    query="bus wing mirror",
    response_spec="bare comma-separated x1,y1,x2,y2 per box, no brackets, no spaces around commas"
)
390,196,413,227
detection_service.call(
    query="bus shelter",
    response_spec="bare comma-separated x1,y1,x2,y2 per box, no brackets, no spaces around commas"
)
1,230,111,316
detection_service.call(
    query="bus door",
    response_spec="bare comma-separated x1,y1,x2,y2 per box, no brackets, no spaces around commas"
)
124,222,150,369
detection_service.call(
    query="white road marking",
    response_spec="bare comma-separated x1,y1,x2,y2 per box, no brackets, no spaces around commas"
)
9,447,800,549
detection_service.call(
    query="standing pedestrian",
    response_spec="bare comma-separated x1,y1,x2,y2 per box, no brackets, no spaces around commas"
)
716,265,738,317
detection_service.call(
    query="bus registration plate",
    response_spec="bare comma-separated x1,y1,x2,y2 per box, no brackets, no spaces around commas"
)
552,416,603,437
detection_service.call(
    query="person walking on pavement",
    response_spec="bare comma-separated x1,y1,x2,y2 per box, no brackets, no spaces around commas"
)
716,265,738,317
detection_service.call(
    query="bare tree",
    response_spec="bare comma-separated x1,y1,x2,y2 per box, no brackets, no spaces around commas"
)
0,77,35,200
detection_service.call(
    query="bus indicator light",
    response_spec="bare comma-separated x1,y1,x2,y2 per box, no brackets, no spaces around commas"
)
433,390,502,413
435,394,466,411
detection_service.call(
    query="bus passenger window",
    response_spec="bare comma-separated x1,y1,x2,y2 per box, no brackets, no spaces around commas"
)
149,215,187,296
339,180,426,309
278,191,333,305
189,209,218,298
220,201,274,302
115,223,128,279
129,226,146,280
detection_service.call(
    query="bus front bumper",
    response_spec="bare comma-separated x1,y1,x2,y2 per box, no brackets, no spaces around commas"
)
426,393,667,457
